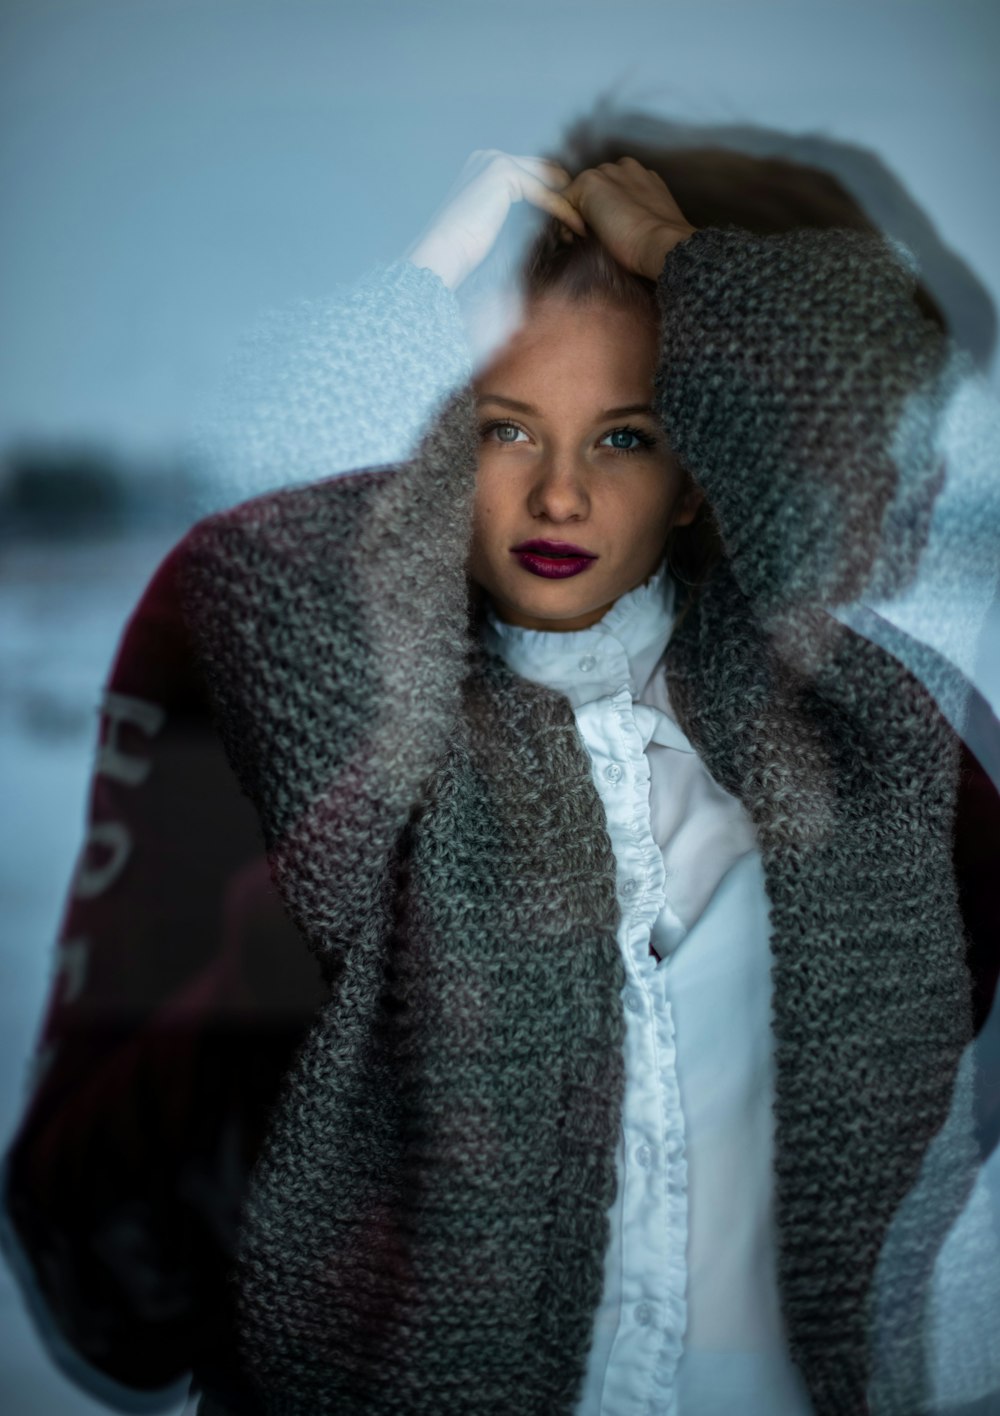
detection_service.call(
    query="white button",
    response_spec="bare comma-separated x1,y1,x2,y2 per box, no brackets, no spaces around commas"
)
620,878,639,897
604,763,624,784
623,988,643,1015
578,654,597,672
635,1301,653,1326
636,1143,653,1168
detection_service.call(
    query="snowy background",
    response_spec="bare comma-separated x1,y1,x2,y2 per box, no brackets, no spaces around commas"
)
2,1,999,1411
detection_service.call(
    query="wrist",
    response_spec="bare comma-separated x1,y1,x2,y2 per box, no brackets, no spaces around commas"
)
403,236,464,292
642,224,700,281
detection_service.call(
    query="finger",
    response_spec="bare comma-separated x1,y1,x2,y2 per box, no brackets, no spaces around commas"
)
559,173,599,224
604,157,683,209
510,155,575,190
515,170,588,235
597,161,631,181
561,166,611,203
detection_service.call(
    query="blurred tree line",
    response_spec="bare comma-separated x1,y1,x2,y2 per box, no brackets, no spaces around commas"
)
0,442,197,539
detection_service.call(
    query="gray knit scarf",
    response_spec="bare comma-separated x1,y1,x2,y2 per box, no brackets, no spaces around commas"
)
179,227,988,1414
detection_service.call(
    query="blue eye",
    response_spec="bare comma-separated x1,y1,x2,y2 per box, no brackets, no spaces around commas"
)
480,420,526,445
601,425,657,455
478,419,657,456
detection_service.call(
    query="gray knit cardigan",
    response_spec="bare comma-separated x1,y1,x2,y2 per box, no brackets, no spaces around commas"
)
179,227,994,1415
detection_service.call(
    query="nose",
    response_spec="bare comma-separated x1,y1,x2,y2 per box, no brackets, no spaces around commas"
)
526,454,590,523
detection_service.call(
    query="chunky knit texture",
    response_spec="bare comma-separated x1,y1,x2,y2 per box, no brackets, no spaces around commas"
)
178,227,991,1414
654,226,971,625
190,259,475,516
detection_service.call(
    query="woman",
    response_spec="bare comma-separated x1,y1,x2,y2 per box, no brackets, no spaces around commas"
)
3,127,1000,1416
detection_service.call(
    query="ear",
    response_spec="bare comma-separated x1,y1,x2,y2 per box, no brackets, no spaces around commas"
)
671,483,705,528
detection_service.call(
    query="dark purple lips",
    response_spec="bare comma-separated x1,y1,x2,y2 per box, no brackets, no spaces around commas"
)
511,539,598,580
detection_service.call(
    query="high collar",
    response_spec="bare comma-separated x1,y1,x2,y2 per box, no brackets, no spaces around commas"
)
480,559,677,709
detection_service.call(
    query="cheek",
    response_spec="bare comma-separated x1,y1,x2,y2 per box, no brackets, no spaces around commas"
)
615,473,677,542
471,464,514,533
651,466,692,528
468,474,505,582
470,483,492,548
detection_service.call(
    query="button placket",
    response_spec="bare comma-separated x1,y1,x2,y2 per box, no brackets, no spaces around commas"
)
623,987,644,1015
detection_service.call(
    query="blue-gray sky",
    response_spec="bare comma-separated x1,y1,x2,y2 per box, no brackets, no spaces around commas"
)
1,0,998,459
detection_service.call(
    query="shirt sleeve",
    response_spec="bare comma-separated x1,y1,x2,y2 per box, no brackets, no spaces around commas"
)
0,533,327,1408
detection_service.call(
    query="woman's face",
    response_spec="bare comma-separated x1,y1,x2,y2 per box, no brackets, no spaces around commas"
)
468,294,701,631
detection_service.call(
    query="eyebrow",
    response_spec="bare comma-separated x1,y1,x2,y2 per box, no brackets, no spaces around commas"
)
476,393,658,419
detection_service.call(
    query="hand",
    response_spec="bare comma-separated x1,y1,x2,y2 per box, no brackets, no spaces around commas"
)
403,149,587,292
561,156,698,281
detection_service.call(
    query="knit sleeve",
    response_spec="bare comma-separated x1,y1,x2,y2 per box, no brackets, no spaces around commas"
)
652,225,999,644
192,259,475,515
177,375,480,968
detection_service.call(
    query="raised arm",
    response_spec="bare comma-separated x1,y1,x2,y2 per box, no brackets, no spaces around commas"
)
651,222,991,625
177,151,595,960
560,156,999,696
196,149,585,513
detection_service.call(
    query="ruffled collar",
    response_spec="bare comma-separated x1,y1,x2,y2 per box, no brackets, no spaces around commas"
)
479,558,677,709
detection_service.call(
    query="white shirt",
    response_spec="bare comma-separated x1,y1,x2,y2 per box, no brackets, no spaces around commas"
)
481,563,815,1416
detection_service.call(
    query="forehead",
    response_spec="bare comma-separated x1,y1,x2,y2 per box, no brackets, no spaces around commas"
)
473,295,658,395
